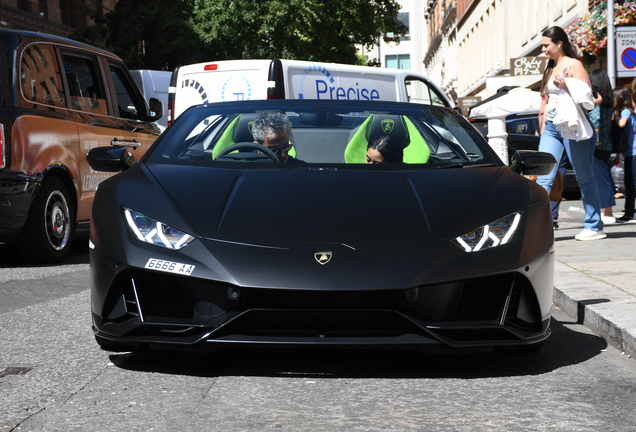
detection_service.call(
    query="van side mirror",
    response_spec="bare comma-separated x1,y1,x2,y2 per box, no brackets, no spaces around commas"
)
148,98,163,122
86,147,137,172
509,150,556,176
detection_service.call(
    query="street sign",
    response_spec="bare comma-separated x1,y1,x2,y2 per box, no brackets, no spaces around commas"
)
458,96,481,116
510,57,548,76
616,26,636,77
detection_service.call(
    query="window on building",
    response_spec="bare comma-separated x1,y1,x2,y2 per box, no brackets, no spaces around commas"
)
387,12,410,41
386,54,410,70
398,12,410,40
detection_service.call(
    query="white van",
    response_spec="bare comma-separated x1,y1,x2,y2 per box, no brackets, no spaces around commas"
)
130,69,171,128
168,59,453,124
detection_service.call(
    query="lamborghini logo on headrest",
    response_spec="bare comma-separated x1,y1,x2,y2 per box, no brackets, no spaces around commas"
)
247,121,254,135
381,119,395,134
314,252,332,265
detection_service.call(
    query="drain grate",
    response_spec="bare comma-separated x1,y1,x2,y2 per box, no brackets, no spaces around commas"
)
0,367,33,378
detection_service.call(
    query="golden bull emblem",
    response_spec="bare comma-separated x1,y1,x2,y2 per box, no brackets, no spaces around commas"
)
314,252,332,265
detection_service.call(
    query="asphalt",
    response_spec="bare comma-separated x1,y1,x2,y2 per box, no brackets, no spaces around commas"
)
552,196,636,357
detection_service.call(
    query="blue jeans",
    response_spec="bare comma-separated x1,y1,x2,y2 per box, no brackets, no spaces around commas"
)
538,121,602,231
593,149,616,209
624,155,636,218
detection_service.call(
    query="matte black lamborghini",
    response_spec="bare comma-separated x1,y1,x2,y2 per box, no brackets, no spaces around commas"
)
87,100,557,353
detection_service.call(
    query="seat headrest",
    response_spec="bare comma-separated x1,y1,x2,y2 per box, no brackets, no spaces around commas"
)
233,113,259,143
365,115,409,149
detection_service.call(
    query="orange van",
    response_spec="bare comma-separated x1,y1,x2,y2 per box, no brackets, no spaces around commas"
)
0,30,163,262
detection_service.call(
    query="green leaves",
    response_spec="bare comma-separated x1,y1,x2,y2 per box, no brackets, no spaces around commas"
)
72,0,406,68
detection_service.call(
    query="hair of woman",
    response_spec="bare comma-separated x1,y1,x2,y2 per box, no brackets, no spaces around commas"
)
614,86,635,119
589,69,613,109
367,134,403,163
540,26,582,97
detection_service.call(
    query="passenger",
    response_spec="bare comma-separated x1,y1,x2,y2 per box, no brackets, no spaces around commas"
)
365,134,403,164
252,112,304,163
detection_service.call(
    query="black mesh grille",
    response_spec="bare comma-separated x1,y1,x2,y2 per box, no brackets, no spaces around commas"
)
453,274,513,321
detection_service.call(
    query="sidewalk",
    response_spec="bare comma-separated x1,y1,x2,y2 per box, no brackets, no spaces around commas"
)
551,198,636,356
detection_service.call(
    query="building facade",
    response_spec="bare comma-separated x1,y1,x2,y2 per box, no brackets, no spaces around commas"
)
424,0,594,106
360,1,429,75
0,0,116,37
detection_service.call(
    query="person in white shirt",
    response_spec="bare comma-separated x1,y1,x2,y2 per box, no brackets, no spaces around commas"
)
537,26,605,241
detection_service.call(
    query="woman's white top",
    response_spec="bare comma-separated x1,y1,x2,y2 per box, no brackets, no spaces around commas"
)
546,81,560,122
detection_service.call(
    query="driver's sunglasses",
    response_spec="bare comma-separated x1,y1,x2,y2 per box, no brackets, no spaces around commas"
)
266,143,293,154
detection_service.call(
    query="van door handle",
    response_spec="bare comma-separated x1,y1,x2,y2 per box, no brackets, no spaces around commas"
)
111,139,140,148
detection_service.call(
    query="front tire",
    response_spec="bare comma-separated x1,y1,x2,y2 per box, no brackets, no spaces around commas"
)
19,177,74,263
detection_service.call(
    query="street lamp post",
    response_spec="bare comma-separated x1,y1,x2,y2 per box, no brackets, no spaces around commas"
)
608,0,616,87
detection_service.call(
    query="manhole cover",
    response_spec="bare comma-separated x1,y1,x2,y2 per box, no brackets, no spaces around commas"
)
0,367,33,377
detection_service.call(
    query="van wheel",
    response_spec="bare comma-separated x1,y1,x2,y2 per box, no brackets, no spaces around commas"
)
19,177,74,263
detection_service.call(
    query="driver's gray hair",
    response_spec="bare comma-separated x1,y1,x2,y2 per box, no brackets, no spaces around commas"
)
252,112,292,143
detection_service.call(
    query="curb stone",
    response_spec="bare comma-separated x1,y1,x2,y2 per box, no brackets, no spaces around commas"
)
552,261,636,357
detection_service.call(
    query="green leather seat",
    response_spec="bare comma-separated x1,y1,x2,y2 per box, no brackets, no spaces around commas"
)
344,114,430,164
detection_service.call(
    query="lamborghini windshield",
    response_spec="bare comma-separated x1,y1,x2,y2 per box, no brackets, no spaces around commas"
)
145,100,498,168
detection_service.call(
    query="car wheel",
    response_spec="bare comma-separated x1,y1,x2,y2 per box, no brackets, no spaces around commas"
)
19,177,74,263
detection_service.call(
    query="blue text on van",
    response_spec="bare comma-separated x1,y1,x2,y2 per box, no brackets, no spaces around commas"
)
315,80,380,100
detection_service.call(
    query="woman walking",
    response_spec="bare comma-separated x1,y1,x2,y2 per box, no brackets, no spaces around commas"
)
537,26,604,240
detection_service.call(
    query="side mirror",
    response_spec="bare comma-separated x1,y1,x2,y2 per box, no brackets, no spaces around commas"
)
86,147,137,172
148,98,164,122
509,150,556,176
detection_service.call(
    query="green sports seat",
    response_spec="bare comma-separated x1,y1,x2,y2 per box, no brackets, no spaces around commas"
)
344,114,430,164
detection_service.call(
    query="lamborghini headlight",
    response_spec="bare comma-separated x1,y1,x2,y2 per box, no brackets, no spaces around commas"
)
123,207,195,250
453,212,522,253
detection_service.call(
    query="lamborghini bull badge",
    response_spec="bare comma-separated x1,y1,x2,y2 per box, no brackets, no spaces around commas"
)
314,252,332,265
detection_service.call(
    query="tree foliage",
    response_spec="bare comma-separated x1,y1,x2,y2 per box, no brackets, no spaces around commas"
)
72,0,406,69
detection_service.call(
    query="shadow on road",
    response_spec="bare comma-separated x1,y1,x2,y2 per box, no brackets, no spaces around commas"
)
0,231,90,267
108,312,607,380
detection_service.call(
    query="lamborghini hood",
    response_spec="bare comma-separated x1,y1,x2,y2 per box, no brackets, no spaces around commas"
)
147,165,503,250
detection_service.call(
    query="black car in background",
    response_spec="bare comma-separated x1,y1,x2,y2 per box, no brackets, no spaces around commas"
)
468,111,581,199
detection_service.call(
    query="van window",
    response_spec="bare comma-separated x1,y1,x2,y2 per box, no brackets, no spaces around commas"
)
405,77,446,106
109,64,145,120
20,44,65,108
61,53,108,115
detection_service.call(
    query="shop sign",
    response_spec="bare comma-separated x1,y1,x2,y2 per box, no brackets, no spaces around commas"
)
510,57,548,76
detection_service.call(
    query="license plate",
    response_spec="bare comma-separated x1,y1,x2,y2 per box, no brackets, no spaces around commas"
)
145,258,195,275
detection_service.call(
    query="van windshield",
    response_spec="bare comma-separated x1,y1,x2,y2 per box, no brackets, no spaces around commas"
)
145,100,497,169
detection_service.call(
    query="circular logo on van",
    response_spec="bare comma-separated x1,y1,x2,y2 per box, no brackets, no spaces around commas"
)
180,79,208,104
221,74,252,101
298,64,334,99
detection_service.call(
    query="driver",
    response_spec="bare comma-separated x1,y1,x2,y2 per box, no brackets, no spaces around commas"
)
252,112,305,163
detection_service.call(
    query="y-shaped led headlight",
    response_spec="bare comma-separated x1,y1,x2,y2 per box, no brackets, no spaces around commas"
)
453,212,522,253
123,207,194,250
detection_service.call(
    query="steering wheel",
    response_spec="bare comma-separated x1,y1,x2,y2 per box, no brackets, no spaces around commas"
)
214,142,279,163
